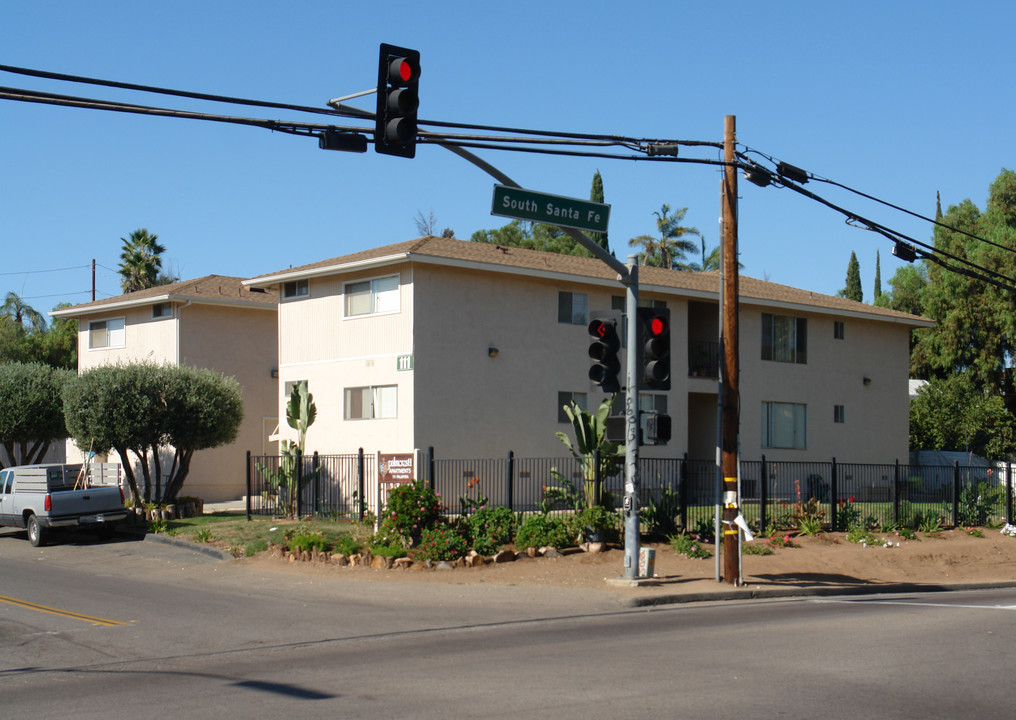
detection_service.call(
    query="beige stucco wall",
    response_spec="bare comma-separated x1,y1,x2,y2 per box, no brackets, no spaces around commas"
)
177,304,278,501
739,306,912,463
276,269,415,457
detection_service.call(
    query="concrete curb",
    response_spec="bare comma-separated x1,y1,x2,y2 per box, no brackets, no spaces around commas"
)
622,580,1016,608
119,526,235,562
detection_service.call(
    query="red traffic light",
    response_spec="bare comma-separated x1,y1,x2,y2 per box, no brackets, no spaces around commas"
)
647,314,668,337
388,56,420,86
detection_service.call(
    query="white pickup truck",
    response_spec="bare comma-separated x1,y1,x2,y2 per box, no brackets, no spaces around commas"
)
0,463,128,546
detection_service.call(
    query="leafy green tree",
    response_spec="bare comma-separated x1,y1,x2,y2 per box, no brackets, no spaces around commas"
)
875,262,928,316
910,170,1016,409
118,228,167,293
471,219,594,257
0,300,76,369
910,373,1016,458
0,362,72,469
628,204,701,269
63,363,243,505
839,251,863,302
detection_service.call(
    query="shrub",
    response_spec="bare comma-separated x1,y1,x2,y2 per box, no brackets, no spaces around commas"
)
514,514,573,550
412,525,469,562
289,532,329,554
379,479,442,546
836,496,861,529
332,534,361,556
370,543,408,559
641,484,681,538
668,531,711,559
466,506,516,555
797,516,824,536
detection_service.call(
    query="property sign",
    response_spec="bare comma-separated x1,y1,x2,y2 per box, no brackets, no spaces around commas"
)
491,185,610,234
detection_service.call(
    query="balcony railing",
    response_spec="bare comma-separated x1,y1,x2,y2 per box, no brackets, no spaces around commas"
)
688,340,719,378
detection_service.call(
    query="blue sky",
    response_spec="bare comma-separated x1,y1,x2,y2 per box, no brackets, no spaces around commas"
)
2,1,1013,316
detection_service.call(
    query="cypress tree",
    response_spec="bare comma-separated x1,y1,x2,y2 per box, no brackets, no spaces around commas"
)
589,170,609,251
873,249,882,302
844,251,863,302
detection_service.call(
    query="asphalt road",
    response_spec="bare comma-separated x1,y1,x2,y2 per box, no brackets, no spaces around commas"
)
2,530,1014,719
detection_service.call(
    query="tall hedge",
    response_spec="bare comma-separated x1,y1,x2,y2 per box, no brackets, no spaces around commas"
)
0,362,72,468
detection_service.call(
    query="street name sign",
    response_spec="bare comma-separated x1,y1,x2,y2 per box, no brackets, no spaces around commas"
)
491,185,610,234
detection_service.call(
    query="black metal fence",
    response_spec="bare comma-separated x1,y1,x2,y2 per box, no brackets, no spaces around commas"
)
244,450,1015,531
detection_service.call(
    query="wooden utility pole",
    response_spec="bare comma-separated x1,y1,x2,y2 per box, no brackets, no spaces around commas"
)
721,115,740,584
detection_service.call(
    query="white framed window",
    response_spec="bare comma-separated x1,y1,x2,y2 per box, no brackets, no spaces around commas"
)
761,313,807,364
344,385,397,419
834,404,845,423
558,391,588,423
88,318,125,349
558,291,588,325
344,275,399,317
762,401,807,449
283,279,309,299
152,302,173,319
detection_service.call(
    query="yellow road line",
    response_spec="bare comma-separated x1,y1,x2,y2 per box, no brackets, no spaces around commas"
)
0,594,128,626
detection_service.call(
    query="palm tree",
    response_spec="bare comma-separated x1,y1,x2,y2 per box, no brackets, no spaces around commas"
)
0,291,46,332
628,204,701,269
118,228,166,293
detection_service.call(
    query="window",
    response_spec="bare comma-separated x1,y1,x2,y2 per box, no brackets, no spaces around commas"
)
152,303,173,319
834,321,845,340
1,470,11,494
344,275,399,317
284,380,308,398
88,318,125,349
834,405,845,423
283,279,309,299
761,313,807,364
558,291,588,325
762,401,807,449
344,385,397,419
558,391,588,423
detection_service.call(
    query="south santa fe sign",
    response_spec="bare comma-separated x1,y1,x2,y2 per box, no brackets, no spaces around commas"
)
491,185,610,234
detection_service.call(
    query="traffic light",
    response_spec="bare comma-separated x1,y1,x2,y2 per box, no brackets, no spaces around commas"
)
588,315,621,393
375,43,420,158
638,307,671,390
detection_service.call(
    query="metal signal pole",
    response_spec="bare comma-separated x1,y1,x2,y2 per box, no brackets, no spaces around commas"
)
721,115,741,584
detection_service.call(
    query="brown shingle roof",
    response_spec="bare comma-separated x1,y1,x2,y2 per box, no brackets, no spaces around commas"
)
51,275,277,318
248,236,929,326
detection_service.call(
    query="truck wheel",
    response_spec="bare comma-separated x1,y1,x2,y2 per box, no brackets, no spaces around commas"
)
27,514,46,547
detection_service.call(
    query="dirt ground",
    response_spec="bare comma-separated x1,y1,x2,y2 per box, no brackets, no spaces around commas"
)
238,528,1016,598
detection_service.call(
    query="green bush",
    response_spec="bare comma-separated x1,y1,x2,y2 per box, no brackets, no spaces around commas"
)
466,506,516,555
412,525,469,562
289,532,329,554
514,514,573,550
379,479,442,546
370,543,408,559
332,534,361,556
640,484,681,538
668,531,711,559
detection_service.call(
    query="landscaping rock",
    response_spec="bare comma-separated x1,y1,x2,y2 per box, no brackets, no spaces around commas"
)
371,555,393,569
540,547,561,558
332,553,348,566
465,552,486,567
435,561,454,571
580,542,605,554
525,547,538,558
393,557,412,569
493,549,516,564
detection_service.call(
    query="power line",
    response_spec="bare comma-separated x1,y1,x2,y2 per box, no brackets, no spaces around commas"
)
0,262,91,276
3,63,1011,295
